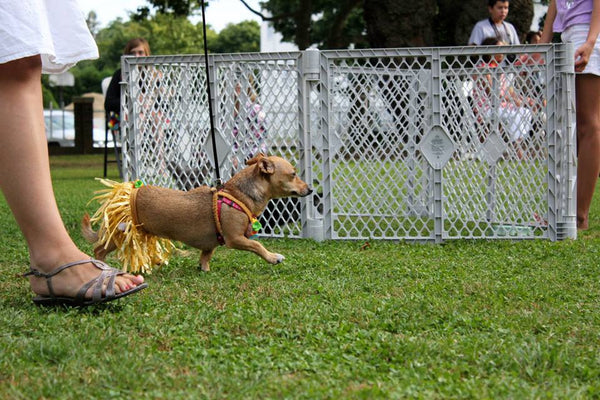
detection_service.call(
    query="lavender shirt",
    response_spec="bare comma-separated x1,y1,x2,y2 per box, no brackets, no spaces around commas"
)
553,0,593,32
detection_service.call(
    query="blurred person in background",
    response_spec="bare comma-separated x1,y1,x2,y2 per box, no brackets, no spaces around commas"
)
469,0,521,45
541,0,600,230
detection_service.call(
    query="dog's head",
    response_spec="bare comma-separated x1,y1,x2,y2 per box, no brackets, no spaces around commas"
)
247,154,312,199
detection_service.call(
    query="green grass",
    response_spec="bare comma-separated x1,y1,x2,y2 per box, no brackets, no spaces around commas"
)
328,157,549,239
2,155,600,399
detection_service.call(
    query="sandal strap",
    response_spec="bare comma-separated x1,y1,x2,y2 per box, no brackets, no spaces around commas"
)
75,265,121,302
26,259,125,301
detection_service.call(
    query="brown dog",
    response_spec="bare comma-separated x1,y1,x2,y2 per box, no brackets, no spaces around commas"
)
82,154,312,272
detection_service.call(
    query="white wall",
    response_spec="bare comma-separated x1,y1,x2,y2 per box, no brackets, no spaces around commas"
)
532,0,547,31
260,14,298,53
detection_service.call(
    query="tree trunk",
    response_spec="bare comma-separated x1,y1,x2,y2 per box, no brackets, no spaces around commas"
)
506,0,534,42
295,0,312,50
324,0,363,49
435,0,486,46
363,0,437,47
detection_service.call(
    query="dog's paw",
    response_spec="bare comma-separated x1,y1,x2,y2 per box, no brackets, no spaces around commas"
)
267,253,285,264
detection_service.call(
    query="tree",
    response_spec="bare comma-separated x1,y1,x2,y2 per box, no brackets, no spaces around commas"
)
250,0,536,48
313,0,367,49
363,0,437,47
93,13,217,70
434,0,489,46
151,0,540,49
152,0,538,49
85,11,101,38
365,0,534,48
239,0,367,50
142,0,203,17
504,0,534,42
212,21,260,53
42,1,263,105
45,13,214,105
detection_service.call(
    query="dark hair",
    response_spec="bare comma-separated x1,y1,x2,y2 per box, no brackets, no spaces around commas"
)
525,31,541,43
480,37,502,63
123,37,151,56
488,0,509,6
481,37,502,46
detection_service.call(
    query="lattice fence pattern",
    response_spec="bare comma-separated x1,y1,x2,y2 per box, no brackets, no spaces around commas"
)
121,45,576,242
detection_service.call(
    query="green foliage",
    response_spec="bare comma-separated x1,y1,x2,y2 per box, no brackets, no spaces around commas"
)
42,1,544,105
312,0,368,49
2,154,600,398
42,4,258,106
143,0,203,17
93,19,135,72
41,76,58,108
260,0,300,45
147,13,213,55
93,14,210,72
212,20,261,53
260,0,366,49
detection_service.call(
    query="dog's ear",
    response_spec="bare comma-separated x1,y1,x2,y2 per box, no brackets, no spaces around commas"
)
257,157,275,175
246,153,266,166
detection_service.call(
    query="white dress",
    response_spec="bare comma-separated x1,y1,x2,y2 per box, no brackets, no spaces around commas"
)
0,0,98,74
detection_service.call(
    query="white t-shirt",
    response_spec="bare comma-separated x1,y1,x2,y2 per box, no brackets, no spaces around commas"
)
468,19,520,45
0,0,98,74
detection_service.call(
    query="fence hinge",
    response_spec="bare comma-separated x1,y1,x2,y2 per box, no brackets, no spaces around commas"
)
302,48,320,81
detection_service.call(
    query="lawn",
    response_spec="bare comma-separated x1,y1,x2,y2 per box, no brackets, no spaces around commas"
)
1,155,600,399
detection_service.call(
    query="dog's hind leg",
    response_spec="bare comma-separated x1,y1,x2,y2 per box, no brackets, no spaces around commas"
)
199,248,215,272
225,237,284,265
82,213,116,261
81,213,98,243
93,241,117,261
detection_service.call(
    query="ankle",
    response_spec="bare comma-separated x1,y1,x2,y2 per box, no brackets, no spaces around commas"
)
28,245,88,274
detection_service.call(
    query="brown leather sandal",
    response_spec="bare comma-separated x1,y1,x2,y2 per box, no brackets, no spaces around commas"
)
24,259,148,307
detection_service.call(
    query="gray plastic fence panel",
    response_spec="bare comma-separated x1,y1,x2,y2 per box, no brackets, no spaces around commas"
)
121,45,576,242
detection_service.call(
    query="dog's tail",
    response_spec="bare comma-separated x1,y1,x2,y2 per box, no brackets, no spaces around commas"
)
81,213,99,244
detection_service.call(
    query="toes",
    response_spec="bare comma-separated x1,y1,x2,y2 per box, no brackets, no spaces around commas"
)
127,274,145,285
114,279,129,294
102,276,134,296
115,274,144,293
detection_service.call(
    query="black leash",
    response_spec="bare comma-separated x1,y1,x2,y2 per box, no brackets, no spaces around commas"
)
200,0,222,187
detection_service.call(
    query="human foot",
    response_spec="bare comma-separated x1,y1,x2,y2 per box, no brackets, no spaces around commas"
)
26,257,146,306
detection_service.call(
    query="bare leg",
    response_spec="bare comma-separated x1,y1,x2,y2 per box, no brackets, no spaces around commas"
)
0,56,144,298
575,74,600,230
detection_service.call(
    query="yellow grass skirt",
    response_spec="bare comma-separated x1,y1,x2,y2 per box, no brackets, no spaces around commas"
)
89,179,174,274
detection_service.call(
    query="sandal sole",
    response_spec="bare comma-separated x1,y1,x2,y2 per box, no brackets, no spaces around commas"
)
32,282,148,307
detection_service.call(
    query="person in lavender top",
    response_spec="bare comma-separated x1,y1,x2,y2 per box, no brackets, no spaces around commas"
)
541,0,600,230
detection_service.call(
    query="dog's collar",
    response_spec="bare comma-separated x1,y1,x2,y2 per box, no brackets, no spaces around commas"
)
211,189,262,245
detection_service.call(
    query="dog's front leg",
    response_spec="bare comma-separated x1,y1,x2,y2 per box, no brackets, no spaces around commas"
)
225,236,284,264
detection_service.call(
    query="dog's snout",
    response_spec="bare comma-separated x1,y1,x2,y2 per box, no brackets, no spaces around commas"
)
291,187,312,197
300,186,313,197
